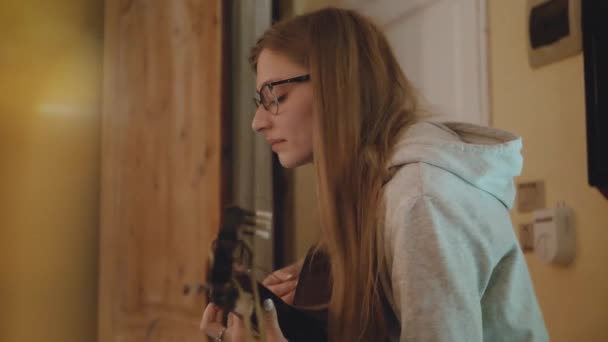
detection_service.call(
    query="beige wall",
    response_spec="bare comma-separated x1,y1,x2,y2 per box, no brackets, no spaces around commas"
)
290,0,608,340
0,1,102,341
489,1,608,340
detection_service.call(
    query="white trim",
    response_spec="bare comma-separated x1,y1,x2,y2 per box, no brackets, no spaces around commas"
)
341,0,491,126
340,0,441,26
478,0,491,126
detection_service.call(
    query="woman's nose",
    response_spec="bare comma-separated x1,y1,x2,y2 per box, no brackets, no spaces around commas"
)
251,106,272,132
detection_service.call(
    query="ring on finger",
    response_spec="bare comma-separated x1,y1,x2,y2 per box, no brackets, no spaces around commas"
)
215,326,226,342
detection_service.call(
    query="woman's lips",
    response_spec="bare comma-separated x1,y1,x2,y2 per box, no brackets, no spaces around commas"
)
270,140,286,150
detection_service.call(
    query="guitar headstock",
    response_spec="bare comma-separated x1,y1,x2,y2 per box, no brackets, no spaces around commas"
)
206,206,271,313
205,206,329,341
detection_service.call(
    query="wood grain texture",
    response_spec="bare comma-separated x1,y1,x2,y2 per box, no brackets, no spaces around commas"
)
99,1,225,340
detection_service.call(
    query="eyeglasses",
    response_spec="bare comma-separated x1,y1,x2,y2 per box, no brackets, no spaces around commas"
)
253,74,310,115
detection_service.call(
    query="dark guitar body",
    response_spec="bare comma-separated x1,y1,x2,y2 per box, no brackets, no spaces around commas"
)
237,248,331,342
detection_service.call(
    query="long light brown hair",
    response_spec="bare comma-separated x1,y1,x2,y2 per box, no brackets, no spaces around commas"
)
250,7,419,341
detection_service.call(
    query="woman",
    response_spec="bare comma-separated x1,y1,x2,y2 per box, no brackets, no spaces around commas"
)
201,7,548,342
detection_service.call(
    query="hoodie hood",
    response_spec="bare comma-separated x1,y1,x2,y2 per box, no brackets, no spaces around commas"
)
387,121,523,209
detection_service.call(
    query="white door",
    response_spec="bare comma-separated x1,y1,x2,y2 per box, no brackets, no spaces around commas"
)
341,0,490,125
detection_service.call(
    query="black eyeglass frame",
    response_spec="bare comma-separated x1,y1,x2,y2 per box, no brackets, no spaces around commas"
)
253,74,310,115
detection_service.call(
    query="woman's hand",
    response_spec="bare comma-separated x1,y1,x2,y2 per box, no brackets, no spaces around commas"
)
200,299,287,342
262,259,303,305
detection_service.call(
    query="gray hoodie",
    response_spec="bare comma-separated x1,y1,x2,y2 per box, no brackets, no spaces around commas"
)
383,121,549,341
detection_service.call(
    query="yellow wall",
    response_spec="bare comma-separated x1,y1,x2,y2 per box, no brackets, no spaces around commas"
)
0,1,102,341
489,1,608,340
289,0,608,340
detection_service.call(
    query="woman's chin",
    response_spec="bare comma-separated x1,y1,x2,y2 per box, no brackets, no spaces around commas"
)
277,153,311,169
277,156,299,169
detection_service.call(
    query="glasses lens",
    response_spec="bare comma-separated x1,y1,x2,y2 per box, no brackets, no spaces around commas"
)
261,85,278,114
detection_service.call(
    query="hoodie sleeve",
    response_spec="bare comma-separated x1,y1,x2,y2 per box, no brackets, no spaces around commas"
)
390,194,484,342
390,194,548,342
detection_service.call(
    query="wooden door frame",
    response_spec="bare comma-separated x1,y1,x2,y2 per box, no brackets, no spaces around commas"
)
97,1,230,340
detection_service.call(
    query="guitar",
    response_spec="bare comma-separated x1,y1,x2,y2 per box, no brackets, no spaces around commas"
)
207,206,329,341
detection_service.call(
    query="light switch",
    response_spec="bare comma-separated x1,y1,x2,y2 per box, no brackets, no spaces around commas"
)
527,0,583,68
517,180,546,213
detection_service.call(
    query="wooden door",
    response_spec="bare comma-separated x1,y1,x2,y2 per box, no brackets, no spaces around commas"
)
342,0,491,125
98,1,226,341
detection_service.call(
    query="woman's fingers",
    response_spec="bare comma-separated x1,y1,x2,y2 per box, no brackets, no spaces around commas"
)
262,299,287,342
262,259,304,287
267,279,298,298
215,305,224,324
200,303,219,329
201,321,228,341
200,303,227,340
262,269,295,287
283,259,304,274
201,302,288,342
227,312,246,341
280,290,295,305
